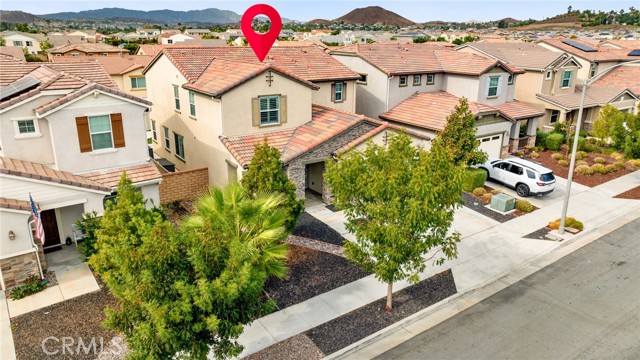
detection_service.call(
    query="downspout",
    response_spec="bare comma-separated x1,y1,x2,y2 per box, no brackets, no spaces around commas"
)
28,220,45,279
386,75,393,112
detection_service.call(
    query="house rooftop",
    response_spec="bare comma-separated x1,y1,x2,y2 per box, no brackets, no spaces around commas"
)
591,65,640,96
0,46,26,62
80,162,162,188
457,42,577,71
536,86,638,111
51,55,155,75
537,38,638,62
48,43,129,55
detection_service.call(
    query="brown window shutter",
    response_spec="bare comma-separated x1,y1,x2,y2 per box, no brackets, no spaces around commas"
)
252,97,260,127
75,116,92,153
111,113,126,148
280,96,287,124
343,82,347,101
331,83,336,102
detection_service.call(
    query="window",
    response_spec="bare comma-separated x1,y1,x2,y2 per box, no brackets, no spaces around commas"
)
13,41,23,46
102,53,108,56
17,120,36,134
259,96,280,125
509,164,523,175
173,85,180,111
70,52,80,57
333,82,344,102
526,169,536,179
174,133,185,160
167,39,173,44
508,74,514,85
426,74,435,85
545,70,552,80
550,110,560,124
163,126,170,150
357,73,367,83
413,75,422,86
561,70,572,88
25,41,33,46
399,76,408,87
590,63,596,78
487,76,501,97
88,115,113,150
151,120,157,142
188,91,196,117
130,77,146,89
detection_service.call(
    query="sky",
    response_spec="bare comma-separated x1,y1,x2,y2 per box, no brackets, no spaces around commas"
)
1,0,637,23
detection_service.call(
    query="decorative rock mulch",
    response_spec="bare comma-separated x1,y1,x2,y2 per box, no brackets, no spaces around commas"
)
461,192,517,223
522,226,557,241
285,235,344,257
292,212,346,246
244,334,324,360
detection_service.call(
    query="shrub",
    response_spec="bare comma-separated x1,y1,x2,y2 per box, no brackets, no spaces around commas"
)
9,275,47,300
535,131,548,148
615,161,626,169
472,187,486,197
515,199,534,213
591,163,607,174
546,133,564,151
627,159,640,168
530,151,539,159
610,151,624,160
551,153,564,160
76,211,101,260
602,147,615,155
569,136,585,151
548,217,583,231
490,189,502,195
605,164,617,173
624,131,640,159
576,160,588,167
463,168,487,192
575,165,594,175
481,193,493,203
575,151,587,160
583,143,600,153
557,159,569,166
594,157,606,164
515,151,524,158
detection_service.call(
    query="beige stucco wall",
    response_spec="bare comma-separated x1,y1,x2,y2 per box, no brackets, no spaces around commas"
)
515,71,544,103
312,81,356,112
44,92,150,173
442,74,480,102
3,33,40,54
0,209,34,257
123,69,148,99
476,68,514,105
388,73,446,110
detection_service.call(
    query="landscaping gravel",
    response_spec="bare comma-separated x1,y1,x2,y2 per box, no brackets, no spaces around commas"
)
293,212,345,246
614,185,640,200
244,334,324,360
264,244,370,309
461,192,516,223
303,269,456,356
523,227,556,241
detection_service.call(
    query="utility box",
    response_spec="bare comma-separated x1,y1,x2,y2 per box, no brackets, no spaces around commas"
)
491,193,515,212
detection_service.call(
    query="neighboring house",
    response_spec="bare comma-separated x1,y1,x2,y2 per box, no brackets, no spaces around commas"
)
395,31,433,42
0,61,160,290
591,64,640,100
331,43,543,156
161,33,196,45
143,46,426,202
0,46,27,62
184,29,212,36
303,29,333,41
66,30,97,42
47,34,87,48
537,38,639,80
0,31,46,54
320,34,356,46
136,28,161,38
47,43,129,60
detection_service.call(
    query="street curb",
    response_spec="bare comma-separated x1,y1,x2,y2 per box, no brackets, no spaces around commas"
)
324,207,640,360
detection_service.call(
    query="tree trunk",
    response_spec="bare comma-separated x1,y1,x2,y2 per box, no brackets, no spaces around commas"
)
385,282,393,312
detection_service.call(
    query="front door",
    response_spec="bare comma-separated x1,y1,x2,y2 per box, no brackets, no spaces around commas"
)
41,209,62,250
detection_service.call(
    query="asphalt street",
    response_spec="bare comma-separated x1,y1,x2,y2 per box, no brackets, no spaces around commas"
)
376,218,640,360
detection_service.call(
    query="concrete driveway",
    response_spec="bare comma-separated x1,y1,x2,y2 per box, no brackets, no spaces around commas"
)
483,174,589,209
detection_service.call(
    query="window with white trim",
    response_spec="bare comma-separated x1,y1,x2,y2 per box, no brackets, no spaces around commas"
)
545,70,552,80
130,77,146,89
13,41,23,46
399,76,408,87
333,82,344,102
88,115,113,150
508,74,514,85
550,110,560,124
259,96,280,125
163,126,170,150
426,74,435,85
590,63,596,78
25,41,33,46
561,70,572,88
70,52,81,57
17,120,36,134
487,76,501,97
173,85,180,111
174,133,185,160
413,75,421,86
188,91,196,117
151,120,157,142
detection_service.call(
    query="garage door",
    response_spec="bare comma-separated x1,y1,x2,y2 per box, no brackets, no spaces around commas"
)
477,134,503,159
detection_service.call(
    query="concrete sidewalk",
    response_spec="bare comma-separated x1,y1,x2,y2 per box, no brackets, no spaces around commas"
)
237,170,640,358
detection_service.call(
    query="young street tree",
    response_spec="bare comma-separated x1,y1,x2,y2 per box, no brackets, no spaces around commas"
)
241,139,304,232
438,97,488,166
324,132,465,311
90,176,289,359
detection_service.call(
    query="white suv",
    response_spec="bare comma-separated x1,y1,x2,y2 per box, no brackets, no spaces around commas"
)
476,158,556,197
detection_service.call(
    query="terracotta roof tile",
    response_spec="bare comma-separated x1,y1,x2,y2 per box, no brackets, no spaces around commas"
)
537,39,638,62
0,157,111,192
0,62,116,88
51,55,154,75
0,197,31,212
81,162,162,188
459,42,573,70
220,130,295,168
49,43,128,55
536,86,637,111
0,46,26,62
492,100,545,121
591,65,640,96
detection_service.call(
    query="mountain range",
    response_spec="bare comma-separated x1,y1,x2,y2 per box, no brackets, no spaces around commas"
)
309,6,415,27
40,7,242,24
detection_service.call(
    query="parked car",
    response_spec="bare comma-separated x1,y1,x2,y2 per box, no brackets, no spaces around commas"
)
475,158,556,197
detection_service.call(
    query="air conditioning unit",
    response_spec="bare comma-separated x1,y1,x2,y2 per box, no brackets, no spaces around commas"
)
491,193,515,212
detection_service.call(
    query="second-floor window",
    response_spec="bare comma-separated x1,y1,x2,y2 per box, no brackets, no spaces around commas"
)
13,41,23,46
130,77,146,89
151,120,157,143
508,75,514,85
189,91,196,117
545,70,552,80
399,76,408,87
259,96,280,125
173,85,180,111
561,70,572,88
17,120,36,134
174,133,185,160
413,75,421,86
487,76,501,97
590,64,596,78
426,74,435,85
25,41,33,46
75,113,125,153
88,115,114,150
332,82,345,103
163,126,170,150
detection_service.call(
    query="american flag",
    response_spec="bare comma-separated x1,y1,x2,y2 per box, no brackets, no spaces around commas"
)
29,194,45,245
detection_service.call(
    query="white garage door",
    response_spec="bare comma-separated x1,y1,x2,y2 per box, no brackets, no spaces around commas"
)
477,134,503,159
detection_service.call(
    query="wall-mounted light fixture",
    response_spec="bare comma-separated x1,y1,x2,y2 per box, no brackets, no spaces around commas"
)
8,230,16,240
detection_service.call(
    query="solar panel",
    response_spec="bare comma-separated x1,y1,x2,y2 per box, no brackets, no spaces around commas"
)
629,49,640,56
0,76,40,101
561,39,597,52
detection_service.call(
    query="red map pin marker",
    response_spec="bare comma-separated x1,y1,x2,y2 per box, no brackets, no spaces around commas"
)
241,4,282,62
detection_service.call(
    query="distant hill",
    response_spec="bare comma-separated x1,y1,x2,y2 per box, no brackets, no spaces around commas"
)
41,7,241,24
0,10,43,23
304,19,333,26
335,6,414,27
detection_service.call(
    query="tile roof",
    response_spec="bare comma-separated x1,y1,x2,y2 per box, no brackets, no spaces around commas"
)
220,129,295,168
183,62,319,97
335,122,432,155
0,62,116,88
0,197,32,212
591,65,640,96
35,82,152,116
380,92,501,131
0,157,111,192
600,40,640,50
51,55,154,75
458,42,573,70
47,34,87,47
49,43,129,54
331,43,523,76
81,162,162,188
536,86,637,111
537,39,638,62
0,46,26,62
492,100,545,121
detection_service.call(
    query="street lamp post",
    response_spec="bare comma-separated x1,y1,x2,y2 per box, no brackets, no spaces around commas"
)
559,59,640,234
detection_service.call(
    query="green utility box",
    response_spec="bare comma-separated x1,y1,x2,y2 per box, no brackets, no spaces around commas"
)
491,193,515,212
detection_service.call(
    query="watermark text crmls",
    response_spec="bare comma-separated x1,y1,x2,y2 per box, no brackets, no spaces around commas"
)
41,336,123,356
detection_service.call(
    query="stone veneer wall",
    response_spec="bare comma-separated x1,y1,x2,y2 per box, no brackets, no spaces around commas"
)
159,167,210,204
1,251,40,290
286,122,378,202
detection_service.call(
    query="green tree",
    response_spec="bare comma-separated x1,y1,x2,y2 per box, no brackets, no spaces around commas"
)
331,29,340,35
438,97,488,166
413,36,429,43
91,176,289,359
324,132,464,311
241,139,304,232
75,211,101,260
592,104,621,145
0,37,5,46
39,40,53,52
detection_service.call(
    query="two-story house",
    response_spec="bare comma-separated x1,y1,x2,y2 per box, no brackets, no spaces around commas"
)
0,62,161,290
331,43,544,157
0,31,46,55
144,46,428,203
47,43,129,60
